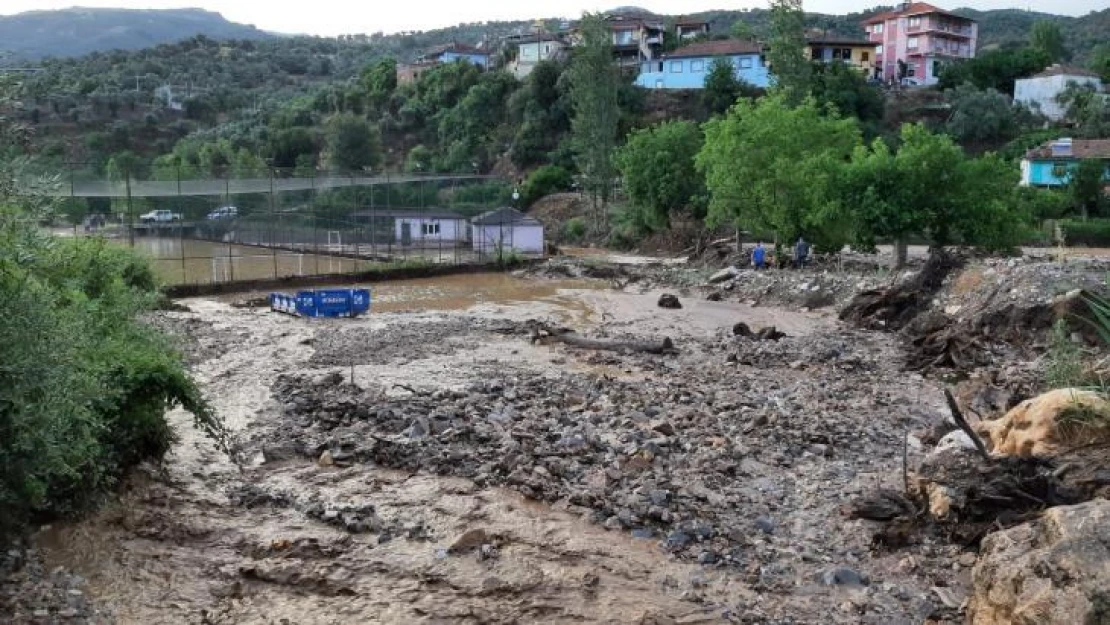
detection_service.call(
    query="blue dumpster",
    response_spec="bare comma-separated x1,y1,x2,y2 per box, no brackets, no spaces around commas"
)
269,288,371,318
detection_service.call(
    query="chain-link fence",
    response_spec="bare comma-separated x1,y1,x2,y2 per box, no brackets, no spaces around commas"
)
52,165,544,286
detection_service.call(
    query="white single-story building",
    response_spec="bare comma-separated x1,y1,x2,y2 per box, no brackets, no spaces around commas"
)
350,209,468,245
470,207,545,255
1014,64,1103,122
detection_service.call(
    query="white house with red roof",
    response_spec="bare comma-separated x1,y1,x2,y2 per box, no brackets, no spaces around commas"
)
863,2,978,86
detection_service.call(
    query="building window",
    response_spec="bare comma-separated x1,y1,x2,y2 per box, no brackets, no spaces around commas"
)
876,44,883,55
873,23,883,34
861,51,870,62
738,57,752,69
906,64,916,77
670,61,683,73
907,37,918,50
655,79,664,88
421,223,440,236
908,16,921,29
690,60,705,72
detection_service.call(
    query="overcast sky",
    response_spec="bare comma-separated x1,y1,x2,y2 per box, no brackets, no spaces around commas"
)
0,1,1098,35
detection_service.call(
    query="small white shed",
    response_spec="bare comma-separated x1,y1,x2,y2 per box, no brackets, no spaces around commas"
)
351,209,468,245
470,207,545,255
1014,65,1103,122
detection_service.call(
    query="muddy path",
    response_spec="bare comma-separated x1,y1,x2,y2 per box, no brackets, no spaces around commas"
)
21,274,969,624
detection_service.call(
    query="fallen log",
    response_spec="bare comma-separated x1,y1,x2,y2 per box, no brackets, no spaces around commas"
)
528,323,677,355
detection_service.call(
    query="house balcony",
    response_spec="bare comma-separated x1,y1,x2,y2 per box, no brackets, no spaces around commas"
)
905,22,974,38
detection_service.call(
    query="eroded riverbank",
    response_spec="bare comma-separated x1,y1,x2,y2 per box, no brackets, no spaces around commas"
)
5,265,1053,623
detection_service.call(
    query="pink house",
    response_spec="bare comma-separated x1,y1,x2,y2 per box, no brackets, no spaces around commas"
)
863,2,977,86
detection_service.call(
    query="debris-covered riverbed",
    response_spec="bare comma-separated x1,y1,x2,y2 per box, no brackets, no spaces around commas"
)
4,257,1109,624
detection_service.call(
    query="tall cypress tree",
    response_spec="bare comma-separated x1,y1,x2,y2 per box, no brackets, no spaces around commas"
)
569,13,620,228
768,0,811,104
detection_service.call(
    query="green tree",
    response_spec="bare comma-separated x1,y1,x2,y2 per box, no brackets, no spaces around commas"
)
1055,81,1109,138
520,165,572,207
703,58,743,115
568,13,620,226
810,61,884,127
1090,44,1110,82
1069,159,1107,219
938,47,1050,93
768,0,811,103
696,94,861,250
361,57,398,111
615,120,705,232
838,124,1028,266
945,84,1027,145
324,113,381,172
731,21,757,41
1030,20,1067,63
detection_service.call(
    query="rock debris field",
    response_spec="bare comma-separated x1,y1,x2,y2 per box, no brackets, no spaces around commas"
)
3,255,1109,624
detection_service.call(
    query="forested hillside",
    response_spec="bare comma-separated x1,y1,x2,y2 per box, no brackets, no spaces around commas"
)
0,8,272,60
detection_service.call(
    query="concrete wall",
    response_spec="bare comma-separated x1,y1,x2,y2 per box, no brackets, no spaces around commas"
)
394,217,467,243
635,53,770,89
1015,75,1103,121
470,224,545,254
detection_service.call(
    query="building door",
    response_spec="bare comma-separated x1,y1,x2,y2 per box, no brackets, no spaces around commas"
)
400,222,412,246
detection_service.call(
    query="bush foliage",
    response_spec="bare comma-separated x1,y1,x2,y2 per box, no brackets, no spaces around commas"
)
0,209,218,541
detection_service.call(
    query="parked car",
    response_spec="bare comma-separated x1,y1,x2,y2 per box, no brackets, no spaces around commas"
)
139,209,183,223
206,206,239,220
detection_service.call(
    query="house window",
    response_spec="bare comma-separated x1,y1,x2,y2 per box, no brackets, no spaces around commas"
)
907,37,918,50
906,64,916,77
670,61,683,73
876,44,883,55
738,57,752,69
908,16,921,29
690,60,705,72
421,223,440,236
873,23,883,34
655,79,664,88
861,51,870,62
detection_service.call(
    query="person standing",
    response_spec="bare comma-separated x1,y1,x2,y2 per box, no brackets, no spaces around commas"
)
794,237,810,269
752,241,766,269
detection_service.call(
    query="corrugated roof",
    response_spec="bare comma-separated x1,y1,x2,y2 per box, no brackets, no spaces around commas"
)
471,207,543,226
665,40,762,59
1032,64,1102,79
1025,139,1110,160
862,3,972,24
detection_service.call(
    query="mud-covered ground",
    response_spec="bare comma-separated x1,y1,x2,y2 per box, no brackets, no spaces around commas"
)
4,258,1106,624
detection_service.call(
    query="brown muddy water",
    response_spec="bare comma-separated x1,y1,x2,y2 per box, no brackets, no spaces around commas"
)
131,237,374,286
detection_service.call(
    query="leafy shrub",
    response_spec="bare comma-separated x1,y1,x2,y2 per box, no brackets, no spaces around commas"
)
0,220,218,541
1060,219,1110,246
563,216,587,242
520,165,572,207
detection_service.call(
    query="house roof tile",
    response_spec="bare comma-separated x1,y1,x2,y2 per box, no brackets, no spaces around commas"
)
1025,139,1110,160
862,3,972,24
665,40,762,59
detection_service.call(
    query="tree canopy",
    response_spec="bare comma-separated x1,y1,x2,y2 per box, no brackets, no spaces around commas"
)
616,120,705,232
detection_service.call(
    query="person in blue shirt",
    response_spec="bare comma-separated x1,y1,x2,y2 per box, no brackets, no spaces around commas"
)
751,242,767,269
794,237,810,268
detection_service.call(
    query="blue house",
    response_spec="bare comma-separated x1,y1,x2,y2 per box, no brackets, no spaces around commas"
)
635,40,770,90
419,42,490,70
1020,138,1110,187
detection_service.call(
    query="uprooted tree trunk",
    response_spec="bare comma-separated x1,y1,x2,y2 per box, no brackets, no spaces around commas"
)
840,249,965,332
527,322,677,355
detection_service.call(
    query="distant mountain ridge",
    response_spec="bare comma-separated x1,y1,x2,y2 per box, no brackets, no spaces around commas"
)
0,7,272,60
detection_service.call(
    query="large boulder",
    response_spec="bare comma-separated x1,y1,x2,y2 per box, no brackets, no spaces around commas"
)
968,500,1110,625
976,388,1110,457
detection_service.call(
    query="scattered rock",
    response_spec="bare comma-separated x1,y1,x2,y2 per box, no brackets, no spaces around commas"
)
977,388,1110,457
821,567,869,587
969,500,1110,625
448,528,491,554
657,293,682,309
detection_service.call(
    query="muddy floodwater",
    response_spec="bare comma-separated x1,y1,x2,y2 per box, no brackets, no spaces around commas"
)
130,237,374,286
25,269,967,624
